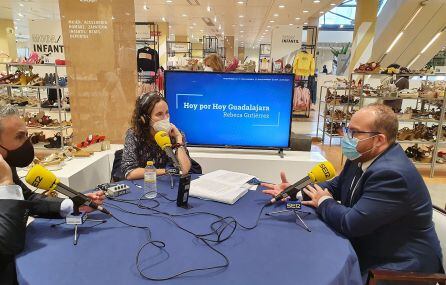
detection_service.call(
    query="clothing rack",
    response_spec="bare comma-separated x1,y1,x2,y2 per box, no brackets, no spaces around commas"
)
203,36,219,57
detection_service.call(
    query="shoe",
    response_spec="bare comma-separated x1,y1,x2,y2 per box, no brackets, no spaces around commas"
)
44,133,62,149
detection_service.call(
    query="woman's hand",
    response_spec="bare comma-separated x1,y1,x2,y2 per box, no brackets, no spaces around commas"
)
170,124,183,143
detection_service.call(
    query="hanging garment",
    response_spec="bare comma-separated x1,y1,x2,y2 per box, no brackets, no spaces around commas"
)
260,57,270,71
293,86,311,111
137,47,160,72
293,51,315,76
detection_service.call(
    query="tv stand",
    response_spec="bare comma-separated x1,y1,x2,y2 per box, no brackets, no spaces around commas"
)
278,148,284,158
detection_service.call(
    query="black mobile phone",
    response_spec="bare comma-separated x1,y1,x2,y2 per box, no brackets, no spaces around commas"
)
177,174,191,208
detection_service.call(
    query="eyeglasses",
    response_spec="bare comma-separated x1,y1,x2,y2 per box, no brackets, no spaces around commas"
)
342,127,381,139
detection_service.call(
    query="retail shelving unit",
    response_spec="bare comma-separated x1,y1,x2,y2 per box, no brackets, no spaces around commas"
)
0,62,71,150
316,85,359,146
347,72,446,177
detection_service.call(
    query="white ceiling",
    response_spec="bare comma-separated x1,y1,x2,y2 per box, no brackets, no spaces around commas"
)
0,0,342,47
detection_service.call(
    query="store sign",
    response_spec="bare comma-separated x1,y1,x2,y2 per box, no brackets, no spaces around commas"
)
270,25,302,61
29,20,64,61
171,43,189,53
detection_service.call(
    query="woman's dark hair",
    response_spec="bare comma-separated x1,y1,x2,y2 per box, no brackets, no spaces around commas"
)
130,91,165,142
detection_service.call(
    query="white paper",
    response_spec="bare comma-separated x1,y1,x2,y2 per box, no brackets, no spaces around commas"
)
189,170,256,204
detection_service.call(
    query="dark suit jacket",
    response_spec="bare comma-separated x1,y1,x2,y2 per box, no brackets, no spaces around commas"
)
318,143,442,275
0,168,64,284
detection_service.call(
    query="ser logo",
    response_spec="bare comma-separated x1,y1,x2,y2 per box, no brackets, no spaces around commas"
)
31,176,43,187
319,164,330,178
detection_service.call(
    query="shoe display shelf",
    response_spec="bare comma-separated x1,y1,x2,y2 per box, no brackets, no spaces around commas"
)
316,85,360,146
0,62,71,150
349,71,446,177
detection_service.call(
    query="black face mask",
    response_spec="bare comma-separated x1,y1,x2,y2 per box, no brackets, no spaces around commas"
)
0,138,35,168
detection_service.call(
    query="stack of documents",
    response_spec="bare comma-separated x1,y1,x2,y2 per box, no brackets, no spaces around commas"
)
190,170,257,204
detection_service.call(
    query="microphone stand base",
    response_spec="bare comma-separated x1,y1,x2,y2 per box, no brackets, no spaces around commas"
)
51,212,107,245
266,209,312,232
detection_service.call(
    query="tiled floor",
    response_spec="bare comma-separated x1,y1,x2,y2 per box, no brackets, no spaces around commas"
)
292,110,446,209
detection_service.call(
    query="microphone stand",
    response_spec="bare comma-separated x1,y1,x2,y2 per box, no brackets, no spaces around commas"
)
265,198,312,232
166,168,180,189
51,195,107,245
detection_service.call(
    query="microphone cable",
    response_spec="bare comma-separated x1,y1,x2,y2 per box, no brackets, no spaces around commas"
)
104,193,268,281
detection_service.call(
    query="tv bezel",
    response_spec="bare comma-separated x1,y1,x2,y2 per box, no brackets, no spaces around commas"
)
164,70,294,150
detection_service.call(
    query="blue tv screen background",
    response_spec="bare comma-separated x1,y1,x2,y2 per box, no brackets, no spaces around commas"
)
164,71,294,148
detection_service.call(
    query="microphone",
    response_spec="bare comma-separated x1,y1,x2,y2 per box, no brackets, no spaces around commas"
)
154,131,182,174
267,161,336,205
25,165,111,215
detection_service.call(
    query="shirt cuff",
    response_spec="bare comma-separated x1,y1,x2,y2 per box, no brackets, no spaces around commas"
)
0,185,24,200
60,199,74,217
318,196,333,207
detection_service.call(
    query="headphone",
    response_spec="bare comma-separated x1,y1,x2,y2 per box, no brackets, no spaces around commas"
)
138,91,160,125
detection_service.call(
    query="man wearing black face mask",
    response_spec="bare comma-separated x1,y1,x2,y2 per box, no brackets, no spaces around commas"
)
0,105,105,284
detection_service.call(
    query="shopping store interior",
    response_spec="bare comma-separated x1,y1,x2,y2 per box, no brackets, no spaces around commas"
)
3,1,446,284
1,0,446,203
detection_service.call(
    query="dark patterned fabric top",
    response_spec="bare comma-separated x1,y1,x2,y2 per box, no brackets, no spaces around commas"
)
121,128,187,178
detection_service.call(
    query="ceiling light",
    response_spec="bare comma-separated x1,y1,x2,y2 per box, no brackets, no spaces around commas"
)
330,3,336,6
289,23,293,26
218,25,221,30
200,29,204,32
240,30,244,33
267,25,271,28
295,17,301,20
193,23,197,26
19,3,24,7
162,17,166,22
421,31,442,54
237,1,244,4
143,5,149,10
18,13,24,17
403,6,423,30
182,14,187,17
265,29,269,32
303,10,309,13
407,54,421,68
386,31,403,53
239,15,244,18
207,6,211,12
166,0,173,3
273,14,279,17
240,24,244,26
304,22,308,25
313,0,320,3
279,4,285,8
269,20,275,23
320,11,324,14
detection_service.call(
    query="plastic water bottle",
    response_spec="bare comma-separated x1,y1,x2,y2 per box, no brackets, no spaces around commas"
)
144,161,157,199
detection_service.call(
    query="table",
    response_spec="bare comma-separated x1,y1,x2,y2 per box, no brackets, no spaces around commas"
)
16,175,362,285
189,147,327,184
18,151,113,193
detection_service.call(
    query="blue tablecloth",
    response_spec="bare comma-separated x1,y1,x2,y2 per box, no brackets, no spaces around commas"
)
16,175,362,285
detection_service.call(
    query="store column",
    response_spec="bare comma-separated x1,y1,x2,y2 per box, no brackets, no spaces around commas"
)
157,22,168,69
0,20,17,71
58,0,136,143
348,0,378,72
224,36,234,62
238,47,245,61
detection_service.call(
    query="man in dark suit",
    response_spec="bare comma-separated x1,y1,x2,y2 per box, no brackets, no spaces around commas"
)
263,103,442,278
0,105,105,284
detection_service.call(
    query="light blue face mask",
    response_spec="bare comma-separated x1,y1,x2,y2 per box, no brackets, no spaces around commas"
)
341,134,378,161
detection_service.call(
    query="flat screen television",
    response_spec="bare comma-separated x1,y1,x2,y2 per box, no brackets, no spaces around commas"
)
164,71,294,149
